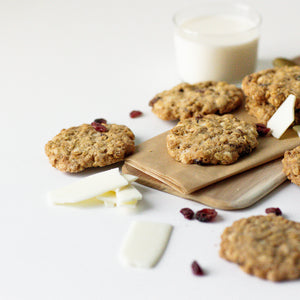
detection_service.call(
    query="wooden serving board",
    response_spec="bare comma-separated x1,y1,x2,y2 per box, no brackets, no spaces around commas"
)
122,158,287,210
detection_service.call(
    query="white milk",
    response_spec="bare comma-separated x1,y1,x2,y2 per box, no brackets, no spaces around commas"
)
174,15,259,83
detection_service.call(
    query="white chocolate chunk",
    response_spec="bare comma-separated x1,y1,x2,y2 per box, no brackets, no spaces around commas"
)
48,168,128,204
267,94,296,139
116,185,142,206
119,221,173,268
96,184,142,207
293,125,300,137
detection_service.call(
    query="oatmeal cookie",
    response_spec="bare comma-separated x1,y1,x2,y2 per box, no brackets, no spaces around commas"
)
166,114,258,165
219,215,300,281
149,81,243,120
242,66,300,124
45,123,135,173
282,145,300,186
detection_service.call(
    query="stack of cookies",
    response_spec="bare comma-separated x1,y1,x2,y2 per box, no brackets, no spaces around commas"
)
241,65,300,186
242,66,300,124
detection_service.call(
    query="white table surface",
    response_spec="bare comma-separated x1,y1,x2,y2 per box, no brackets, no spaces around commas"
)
1,0,300,299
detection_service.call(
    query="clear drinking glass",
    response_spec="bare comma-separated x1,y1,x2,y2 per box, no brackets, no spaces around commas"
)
173,2,262,83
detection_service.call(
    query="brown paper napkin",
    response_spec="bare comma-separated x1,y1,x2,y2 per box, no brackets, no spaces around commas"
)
124,109,300,195
122,159,286,210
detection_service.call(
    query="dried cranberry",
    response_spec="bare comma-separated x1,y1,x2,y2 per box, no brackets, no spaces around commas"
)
191,261,204,276
265,207,282,216
91,122,108,132
256,123,270,137
180,208,194,220
94,118,107,124
195,208,217,222
130,110,142,118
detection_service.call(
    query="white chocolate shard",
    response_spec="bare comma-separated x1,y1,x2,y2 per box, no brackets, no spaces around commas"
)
119,221,173,268
48,168,142,207
116,185,142,206
96,185,142,208
48,168,128,204
267,94,296,139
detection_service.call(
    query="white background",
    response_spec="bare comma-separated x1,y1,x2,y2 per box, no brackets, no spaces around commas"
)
0,0,300,299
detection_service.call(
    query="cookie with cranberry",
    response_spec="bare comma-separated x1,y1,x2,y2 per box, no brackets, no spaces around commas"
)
282,145,300,186
45,123,135,173
242,66,300,124
220,215,300,281
166,114,258,165
149,81,243,120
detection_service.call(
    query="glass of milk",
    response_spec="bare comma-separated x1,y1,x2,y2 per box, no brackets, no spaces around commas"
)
173,2,261,83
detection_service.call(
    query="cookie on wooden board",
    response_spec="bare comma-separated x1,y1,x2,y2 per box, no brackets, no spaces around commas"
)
282,145,300,186
45,123,135,173
166,114,258,165
220,215,300,281
149,81,243,120
242,66,300,124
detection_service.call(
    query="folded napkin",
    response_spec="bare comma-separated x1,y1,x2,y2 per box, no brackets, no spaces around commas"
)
122,159,286,210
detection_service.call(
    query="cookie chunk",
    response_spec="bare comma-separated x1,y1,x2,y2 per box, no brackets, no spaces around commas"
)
220,215,300,281
166,114,258,165
242,66,300,124
45,123,135,173
149,81,243,120
282,145,300,186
